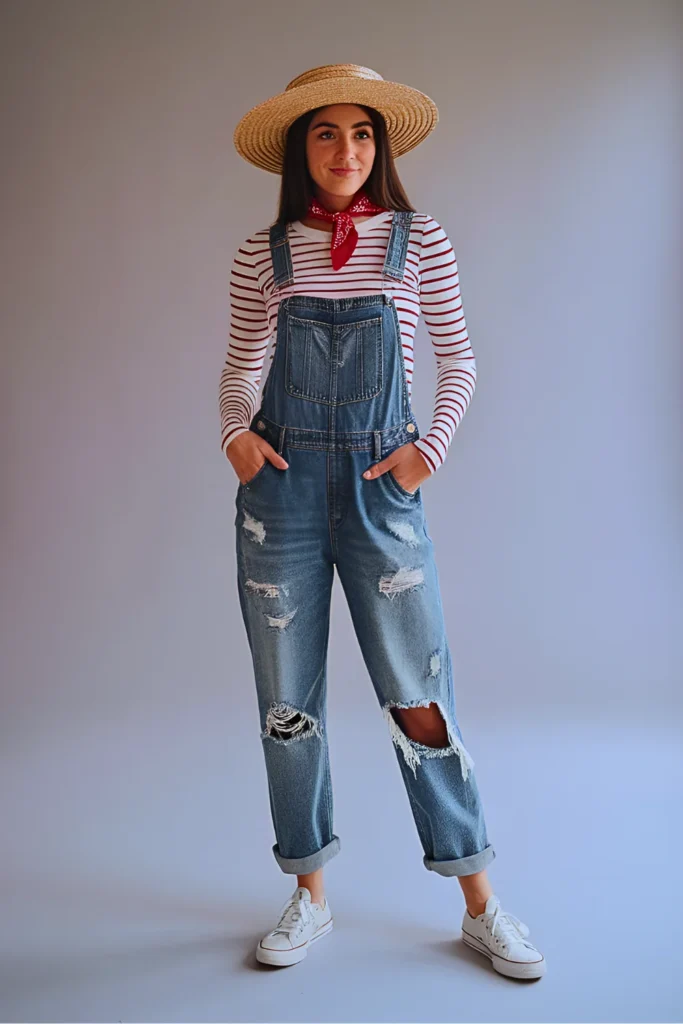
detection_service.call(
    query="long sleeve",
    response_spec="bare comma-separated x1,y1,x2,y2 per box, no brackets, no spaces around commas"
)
412,217,477,474
219,237,271,457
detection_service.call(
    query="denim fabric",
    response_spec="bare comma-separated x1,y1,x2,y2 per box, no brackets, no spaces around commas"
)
234,213,495,878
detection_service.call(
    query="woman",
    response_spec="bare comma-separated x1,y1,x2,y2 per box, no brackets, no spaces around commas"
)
220,64,546,980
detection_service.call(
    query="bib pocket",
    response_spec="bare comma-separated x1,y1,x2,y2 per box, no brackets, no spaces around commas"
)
285,314,383,405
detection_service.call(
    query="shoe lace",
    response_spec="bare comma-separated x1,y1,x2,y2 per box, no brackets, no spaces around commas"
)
487,904,531,948
273,892,311,935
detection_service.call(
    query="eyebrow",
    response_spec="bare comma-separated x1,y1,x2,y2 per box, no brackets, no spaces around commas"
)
309,120,374,130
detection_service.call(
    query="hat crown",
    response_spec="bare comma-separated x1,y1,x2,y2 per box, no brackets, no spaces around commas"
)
285,64,384,92
234,64,437,174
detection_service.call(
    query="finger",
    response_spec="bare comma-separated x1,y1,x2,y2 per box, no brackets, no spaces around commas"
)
262,445,289,469
363,459,393,479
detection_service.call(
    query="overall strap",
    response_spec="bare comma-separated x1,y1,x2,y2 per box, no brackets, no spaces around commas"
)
381,211,415,282
269,220,295,290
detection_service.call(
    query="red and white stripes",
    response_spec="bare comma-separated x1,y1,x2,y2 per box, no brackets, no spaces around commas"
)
219,212,476,473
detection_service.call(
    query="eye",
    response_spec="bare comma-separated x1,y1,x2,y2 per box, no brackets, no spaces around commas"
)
317,130,373,140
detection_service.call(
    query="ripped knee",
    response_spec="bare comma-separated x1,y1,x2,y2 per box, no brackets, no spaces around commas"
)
263,702,322,744
390,702,449,747
383,697,475,782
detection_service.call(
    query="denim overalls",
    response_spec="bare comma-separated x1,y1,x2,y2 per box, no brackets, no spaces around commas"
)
234,212,495,878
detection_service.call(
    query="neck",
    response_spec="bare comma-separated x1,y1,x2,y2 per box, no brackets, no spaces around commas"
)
313,188,361,213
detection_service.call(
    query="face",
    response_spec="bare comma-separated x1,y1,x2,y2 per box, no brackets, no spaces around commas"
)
305,104,376,211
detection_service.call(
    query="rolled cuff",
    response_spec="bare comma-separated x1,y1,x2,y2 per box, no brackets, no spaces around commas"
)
272,834,341,875
423,843,495,877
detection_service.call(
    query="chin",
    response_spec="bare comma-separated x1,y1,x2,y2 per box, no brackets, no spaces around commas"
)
328,180,362,194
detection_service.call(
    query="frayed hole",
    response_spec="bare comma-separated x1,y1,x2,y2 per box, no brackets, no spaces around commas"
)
378,566,424,598
383,698,475,781
265,608,297,629
242,510,266,544
264,702,322,742
428,652,441,677
386,518,420,547
246,579,280,598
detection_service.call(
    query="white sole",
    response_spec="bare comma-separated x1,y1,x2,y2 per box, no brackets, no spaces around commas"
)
255,917,334,967
461,929,546,979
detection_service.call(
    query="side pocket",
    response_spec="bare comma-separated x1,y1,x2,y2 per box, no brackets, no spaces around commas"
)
385,468,421,499
241,459,270,488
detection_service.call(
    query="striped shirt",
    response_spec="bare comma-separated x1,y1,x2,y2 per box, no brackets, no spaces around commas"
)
219,211,476,473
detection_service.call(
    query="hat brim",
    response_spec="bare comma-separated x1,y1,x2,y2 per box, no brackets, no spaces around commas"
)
233,78,439,174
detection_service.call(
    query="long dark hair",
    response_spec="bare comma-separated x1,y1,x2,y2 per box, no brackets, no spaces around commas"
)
274,105,416,225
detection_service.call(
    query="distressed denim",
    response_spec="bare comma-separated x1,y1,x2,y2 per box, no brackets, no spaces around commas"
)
233,213,495,878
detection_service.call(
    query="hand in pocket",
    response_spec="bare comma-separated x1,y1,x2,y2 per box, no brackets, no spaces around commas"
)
225,430,289,485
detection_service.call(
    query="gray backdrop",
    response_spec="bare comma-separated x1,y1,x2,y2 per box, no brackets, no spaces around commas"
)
1,1,681,1021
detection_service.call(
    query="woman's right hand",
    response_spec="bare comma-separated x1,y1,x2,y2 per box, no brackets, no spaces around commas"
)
226,430,289,485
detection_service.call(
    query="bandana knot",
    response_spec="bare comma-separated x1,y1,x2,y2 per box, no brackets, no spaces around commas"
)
306,190,389,269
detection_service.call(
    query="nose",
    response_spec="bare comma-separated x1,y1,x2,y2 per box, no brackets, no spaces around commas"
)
335,138,356,161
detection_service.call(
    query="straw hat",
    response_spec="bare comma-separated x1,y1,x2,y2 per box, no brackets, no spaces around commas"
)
233,63,439,175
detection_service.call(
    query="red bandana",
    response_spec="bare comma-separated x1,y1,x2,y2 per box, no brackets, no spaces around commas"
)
306,190,389,270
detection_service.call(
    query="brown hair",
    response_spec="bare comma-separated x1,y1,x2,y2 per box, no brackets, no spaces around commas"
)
274,105,416,225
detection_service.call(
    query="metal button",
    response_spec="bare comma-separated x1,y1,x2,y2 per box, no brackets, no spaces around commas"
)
406,423,416,433
256,420,265,430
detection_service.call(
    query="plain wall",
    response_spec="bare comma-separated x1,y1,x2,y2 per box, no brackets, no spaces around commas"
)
2,0,680,728
0,0,681,1019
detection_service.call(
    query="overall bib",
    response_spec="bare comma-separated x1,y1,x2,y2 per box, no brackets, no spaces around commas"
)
234,212,495,878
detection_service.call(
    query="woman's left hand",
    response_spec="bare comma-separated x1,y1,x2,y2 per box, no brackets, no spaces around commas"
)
362,442,431,494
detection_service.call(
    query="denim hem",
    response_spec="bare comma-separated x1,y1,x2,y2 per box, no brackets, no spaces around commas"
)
272,835,341,874
423,843,496,878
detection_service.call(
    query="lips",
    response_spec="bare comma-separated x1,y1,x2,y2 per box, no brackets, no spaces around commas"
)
330,169,356,176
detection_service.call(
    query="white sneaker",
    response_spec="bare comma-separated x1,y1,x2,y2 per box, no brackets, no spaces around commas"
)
256,886,333,966
461,893,546,979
